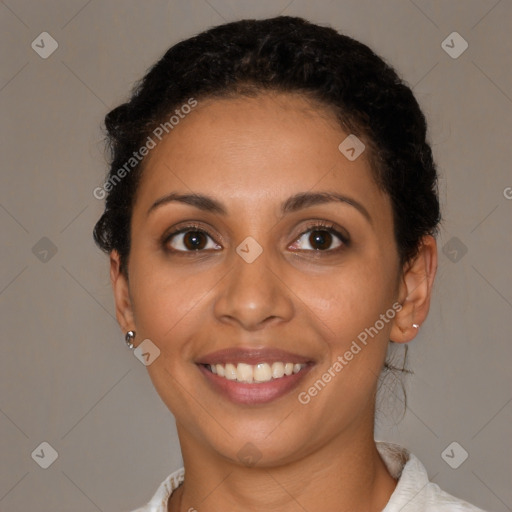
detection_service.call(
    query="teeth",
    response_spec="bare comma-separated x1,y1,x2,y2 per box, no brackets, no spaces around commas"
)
254,363,271,382
272,362,285,378
207,361,306,383
225,363,237,380
237,363,253,383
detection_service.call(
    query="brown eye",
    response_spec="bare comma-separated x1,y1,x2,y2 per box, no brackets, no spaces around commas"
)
165,228,221,252
308,230,333,250
183,231,207,250
290,226,345,252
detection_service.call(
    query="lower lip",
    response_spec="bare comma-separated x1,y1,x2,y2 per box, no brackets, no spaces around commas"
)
198,364,312,405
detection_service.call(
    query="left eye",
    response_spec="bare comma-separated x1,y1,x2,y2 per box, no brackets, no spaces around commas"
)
290,228,345,251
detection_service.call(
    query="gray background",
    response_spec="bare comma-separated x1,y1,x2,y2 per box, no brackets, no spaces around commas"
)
1,0,511,511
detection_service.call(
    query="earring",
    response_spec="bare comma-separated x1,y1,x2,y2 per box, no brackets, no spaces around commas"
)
412,324,420,329
125,330,136,349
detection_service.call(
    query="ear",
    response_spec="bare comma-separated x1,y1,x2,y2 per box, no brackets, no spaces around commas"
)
390,235,438,343
110,250,136,334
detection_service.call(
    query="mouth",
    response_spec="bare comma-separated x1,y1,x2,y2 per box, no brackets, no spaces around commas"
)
196,347,314,405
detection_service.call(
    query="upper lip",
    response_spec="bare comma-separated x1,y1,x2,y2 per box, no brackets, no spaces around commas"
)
196,347,313,366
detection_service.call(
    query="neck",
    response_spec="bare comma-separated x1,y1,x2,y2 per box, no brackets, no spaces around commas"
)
171,425,397,512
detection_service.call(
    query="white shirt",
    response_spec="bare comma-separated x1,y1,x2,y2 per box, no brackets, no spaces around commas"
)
128,441,487,511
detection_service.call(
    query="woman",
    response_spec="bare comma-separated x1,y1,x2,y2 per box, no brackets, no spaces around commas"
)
93,16,486,512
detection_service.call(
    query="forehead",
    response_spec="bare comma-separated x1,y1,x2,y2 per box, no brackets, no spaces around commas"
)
133,93,390,219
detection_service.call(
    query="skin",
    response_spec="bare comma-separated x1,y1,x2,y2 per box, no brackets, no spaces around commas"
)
110,92,437,512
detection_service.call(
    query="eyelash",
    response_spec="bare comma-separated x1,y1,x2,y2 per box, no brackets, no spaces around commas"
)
161,221,350,255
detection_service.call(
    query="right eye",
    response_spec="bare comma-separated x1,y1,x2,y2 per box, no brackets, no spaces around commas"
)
163,226,222,253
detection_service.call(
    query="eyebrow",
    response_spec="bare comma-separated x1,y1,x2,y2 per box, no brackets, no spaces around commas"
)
147,191,372,224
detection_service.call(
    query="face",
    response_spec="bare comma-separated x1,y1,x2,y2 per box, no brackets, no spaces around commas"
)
113,93,418,466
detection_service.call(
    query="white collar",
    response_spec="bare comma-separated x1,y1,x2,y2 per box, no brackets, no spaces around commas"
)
130,441,485,511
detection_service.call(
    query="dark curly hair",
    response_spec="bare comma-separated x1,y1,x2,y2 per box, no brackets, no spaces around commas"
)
93,16,440,279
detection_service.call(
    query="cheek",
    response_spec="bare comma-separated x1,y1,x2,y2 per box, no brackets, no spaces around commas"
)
127,255,218,355
300,262,398,408
296,256,397,346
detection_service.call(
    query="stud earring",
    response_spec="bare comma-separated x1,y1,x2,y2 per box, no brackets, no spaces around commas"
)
412,324,420,329
125,330,136,349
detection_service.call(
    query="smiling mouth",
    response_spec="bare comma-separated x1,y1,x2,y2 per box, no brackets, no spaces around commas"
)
204,362,307,383
196,347,314,404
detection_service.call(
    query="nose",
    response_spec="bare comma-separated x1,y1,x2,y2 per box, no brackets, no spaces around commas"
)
213,248,295,331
